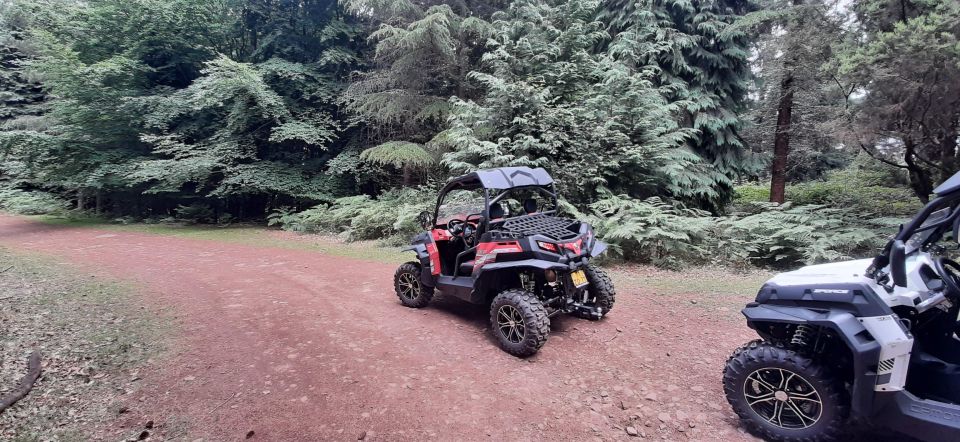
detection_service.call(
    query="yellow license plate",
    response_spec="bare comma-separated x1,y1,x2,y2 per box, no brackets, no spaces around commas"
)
571,270,588,287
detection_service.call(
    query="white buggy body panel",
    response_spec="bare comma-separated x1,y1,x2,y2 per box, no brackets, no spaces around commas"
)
769,257,944,312
766,258,920,391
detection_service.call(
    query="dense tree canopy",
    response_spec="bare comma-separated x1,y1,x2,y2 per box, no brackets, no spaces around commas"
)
839,0,960,203
0,0,958,267
1,0,764,217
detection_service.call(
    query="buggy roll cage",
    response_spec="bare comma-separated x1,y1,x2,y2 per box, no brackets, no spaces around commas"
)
869,171,960,287
443,184,561,280
430,167,560,235
429,167,560,280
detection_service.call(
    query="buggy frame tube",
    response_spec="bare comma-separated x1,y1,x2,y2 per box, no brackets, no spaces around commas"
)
869,193,960,279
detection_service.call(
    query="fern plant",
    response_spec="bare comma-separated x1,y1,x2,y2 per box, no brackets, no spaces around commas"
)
270,187,434,243
359,141,435,185
583,195,713,267
713,202,881,268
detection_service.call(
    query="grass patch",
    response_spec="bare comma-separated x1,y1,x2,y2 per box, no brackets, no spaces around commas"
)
30,215,410,264
609,265,772,318
0,247,173,441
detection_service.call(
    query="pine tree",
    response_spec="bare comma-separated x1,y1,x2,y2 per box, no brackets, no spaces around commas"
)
730,0,855,202
600,0,759,209
0,0,365,217
341,0,492,187
435,0,703,206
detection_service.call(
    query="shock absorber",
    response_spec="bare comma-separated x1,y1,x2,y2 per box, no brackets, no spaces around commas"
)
790,324,814,348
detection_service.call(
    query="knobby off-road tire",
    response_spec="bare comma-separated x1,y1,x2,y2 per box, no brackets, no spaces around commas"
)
394,262,433,308
489,289,550,357
723,340,849,442
574,265,616,320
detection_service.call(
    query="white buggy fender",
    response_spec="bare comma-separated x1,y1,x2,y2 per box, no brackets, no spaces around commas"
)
858,315,914,392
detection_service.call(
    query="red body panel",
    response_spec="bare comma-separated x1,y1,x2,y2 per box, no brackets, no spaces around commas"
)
473,240,523,272
431,228,453,242
425,242,441,276
427,228,453,276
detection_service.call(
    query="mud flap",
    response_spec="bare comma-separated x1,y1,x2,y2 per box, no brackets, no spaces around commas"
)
402,242,436,287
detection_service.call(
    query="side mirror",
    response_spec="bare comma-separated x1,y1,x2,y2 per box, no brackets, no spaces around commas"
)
417,211,433,230
890,239,907,287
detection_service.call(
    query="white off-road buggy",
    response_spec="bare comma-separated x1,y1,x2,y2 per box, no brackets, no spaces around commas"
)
723,172,960,441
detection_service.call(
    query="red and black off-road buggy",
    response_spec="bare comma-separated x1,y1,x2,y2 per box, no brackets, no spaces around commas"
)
393,167,615,356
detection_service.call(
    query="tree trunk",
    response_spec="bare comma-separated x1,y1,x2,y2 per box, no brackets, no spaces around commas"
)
769,75,794,204
95,190,103,215
76,188,86,211
769,0,804,204
402,165,412,187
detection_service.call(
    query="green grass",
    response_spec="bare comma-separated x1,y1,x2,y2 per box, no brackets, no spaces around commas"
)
0,247,175,441
31,214,410,264
609,265,771,317
626,269,770,297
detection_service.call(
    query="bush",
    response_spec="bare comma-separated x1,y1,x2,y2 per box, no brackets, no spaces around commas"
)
733,164,921,218
732,184,769,205
273,185,893,270
579,194,886,270
713,203,882,269
174,202,215,224
788,175,919,218
0,185,70,215
269,187,433,244
585,195,713,268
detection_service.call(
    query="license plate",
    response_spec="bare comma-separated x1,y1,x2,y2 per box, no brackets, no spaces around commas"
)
571,269,588,287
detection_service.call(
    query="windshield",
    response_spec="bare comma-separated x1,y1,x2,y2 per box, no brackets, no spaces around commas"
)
490,187,557,217
437,189,484,222
907,207,952,252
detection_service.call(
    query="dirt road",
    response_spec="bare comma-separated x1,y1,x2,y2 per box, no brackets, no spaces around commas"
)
0,215,760,441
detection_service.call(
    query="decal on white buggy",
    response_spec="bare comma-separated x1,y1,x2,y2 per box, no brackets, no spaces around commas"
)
858,315,913,391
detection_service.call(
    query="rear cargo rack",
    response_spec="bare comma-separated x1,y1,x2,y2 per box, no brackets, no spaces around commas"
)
496,214,580,241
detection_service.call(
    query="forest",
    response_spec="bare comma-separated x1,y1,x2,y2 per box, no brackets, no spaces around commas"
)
0,0,958,269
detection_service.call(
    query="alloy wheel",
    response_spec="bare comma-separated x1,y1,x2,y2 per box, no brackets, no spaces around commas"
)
497,305,525,344
743,367,823,429
397,272,420,301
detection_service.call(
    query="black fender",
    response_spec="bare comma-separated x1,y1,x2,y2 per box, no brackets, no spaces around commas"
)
590,240,608,257
402,243,430,266
476,258,572,274
472,258,583,303
743,304,882,417
402,233,436,287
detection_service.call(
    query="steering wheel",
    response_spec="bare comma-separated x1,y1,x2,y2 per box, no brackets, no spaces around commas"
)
447,218,466,236
933,256,960,300
447,215,481,246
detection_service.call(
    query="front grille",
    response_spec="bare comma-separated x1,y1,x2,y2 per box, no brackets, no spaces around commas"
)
497,214,580,241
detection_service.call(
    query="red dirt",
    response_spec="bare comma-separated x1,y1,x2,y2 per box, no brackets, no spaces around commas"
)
0,215,766,441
